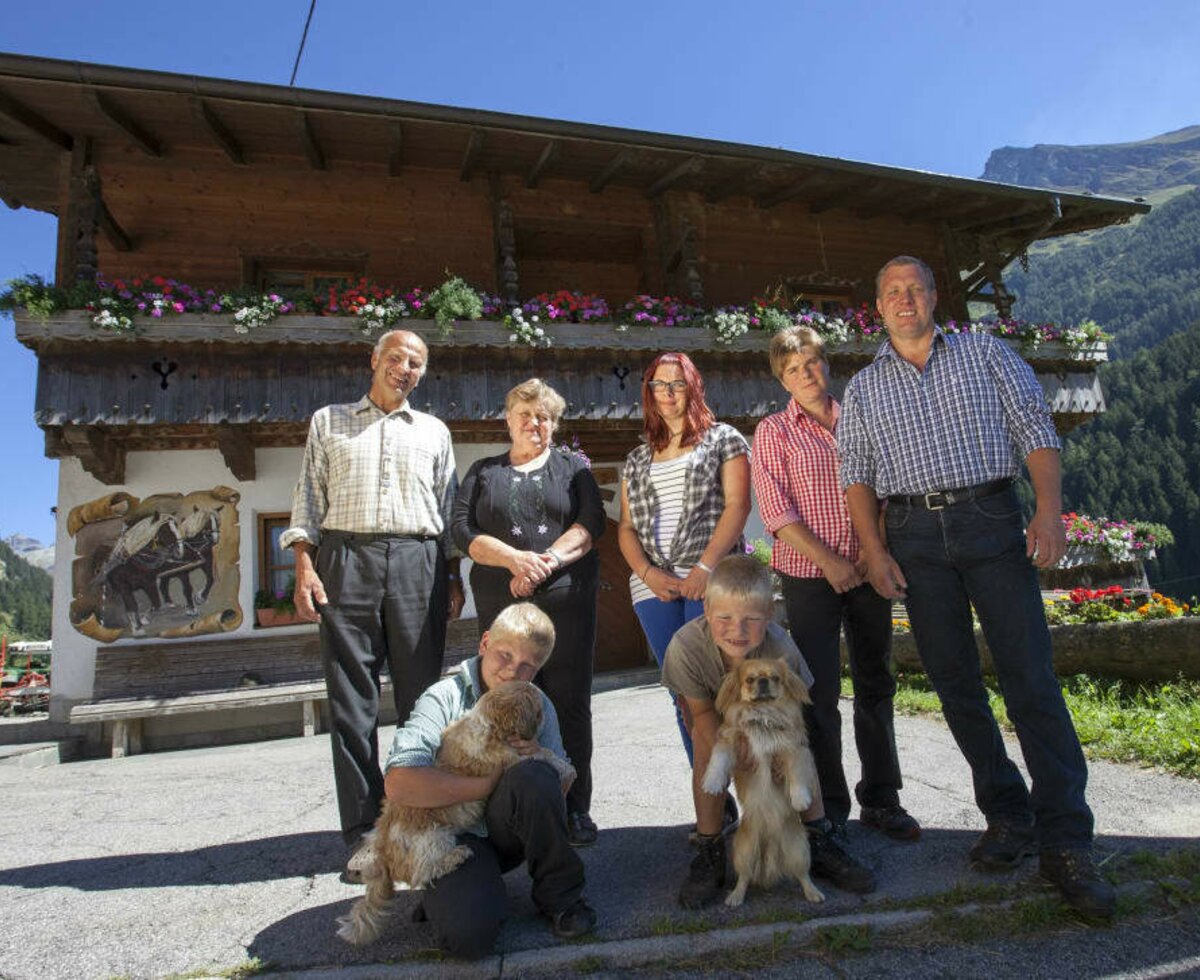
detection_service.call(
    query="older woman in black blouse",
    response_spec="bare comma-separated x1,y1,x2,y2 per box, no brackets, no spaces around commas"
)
452,378,606,846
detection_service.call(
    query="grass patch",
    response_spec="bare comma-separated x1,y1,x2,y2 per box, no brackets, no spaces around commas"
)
646,914,716,936
163,962,267,980
666,930,794,972
844,672,1200,778
572,954,609,974
812,923,874,956
926,894,1074,944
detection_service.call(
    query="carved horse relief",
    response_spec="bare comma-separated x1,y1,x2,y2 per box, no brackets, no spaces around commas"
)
68,488,242,641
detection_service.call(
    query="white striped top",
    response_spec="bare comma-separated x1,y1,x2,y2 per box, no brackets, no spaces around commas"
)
629,453,693,605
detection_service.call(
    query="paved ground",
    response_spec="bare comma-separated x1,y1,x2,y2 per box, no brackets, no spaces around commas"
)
1,673,1198,979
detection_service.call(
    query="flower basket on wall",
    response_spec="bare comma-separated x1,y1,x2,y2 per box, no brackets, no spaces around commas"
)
254,608,305,628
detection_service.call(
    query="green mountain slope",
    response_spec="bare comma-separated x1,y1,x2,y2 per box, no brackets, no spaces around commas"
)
1004,187,1200,356
1061,319,1200,595
0,538,52,640
982,125,1200,199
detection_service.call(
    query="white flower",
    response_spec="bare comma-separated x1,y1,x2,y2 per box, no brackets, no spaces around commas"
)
534,327,544,337
537,524,549,534
509,334,518,342
511,525,522,536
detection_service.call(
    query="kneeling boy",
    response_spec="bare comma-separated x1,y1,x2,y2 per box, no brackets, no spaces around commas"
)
662,555,876,908
384,602,595,957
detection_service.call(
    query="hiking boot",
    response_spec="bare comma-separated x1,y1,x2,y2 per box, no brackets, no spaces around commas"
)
688,794,739,845
1039,849,1116,921
548,898,597,939
567,810,599,848
860,803,921,842
969,819,1036,871
678,833,726,909
808,823,876,894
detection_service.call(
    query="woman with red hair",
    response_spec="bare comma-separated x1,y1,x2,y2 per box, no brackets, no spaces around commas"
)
617,352,751,762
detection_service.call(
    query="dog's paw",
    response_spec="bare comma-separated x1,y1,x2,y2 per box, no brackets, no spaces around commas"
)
725,884,748,907
789,787,813,812
801,879,825,904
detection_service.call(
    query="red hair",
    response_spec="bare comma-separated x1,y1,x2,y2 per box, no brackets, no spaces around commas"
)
641,352,716,452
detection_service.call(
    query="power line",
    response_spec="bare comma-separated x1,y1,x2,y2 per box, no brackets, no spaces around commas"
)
289,0,317,87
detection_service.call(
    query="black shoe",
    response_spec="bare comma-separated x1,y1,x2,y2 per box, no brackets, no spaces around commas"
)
809,824,876,894
970,819,1036,871
860,804,921,842
688,795,739,846
549,898,597,939
567,810,598,848
1039,849,1116,921
679,833,727,909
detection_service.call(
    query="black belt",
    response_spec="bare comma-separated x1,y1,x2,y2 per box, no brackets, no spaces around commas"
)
888,478,1012,511
323,530,438,542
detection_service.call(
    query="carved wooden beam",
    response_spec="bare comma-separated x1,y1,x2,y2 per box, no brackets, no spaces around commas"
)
88,90,163,157
939,221,971,322
646,155,704,198
297,111,326,170
704,165,765,204
99,199,132,252
809,179,877,216
192,98,245,165
0,88,72,151
387,121,404,177
590,147,631,193
216,421,256,481
459,129,484,182
62,424,125,485
490,176,519,306
524,139,560,189
755,172,821,210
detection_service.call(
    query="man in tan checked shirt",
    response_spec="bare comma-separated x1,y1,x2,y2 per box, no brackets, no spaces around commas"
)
282,329,465,878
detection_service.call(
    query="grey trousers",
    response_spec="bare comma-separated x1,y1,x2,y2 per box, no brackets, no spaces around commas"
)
316,531,447,844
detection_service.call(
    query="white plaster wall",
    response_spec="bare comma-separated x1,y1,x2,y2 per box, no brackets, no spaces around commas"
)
50,434,768,719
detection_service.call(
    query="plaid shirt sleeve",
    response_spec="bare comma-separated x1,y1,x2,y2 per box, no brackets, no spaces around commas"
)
280,410,330,550
984,335,1062,459
836,378,878,492
751,414,803,534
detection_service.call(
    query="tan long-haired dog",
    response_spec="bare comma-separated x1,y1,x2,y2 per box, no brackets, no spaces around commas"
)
337,680,576,945
701,658,825,907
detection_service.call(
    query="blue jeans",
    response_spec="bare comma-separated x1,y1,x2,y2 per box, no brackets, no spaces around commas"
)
884,486,1093,850
633,596,705,765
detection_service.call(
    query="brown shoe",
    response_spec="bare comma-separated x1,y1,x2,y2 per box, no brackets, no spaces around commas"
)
1039,849,1116,921
969,819,1036,871
860,804,921,841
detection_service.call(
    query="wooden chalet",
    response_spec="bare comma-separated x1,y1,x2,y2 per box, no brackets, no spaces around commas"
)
0,52,1148,753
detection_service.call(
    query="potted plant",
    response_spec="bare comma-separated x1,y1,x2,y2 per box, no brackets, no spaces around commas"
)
254,577,301,627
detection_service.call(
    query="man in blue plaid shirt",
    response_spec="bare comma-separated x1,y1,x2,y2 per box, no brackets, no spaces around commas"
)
838,256,1114,922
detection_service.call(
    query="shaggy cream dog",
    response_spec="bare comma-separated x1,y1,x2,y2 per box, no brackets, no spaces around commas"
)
702,657,824,907
337,680,575,944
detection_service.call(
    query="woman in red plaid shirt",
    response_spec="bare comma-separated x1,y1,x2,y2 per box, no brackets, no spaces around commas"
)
750,326,918,842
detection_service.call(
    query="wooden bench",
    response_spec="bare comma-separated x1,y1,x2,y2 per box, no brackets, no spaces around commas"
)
70,619,478,757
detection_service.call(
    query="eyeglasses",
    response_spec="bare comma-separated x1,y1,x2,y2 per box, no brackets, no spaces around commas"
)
648,380,688,395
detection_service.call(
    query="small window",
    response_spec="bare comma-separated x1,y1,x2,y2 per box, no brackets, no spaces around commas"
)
243,255,367,295
258,512,293,600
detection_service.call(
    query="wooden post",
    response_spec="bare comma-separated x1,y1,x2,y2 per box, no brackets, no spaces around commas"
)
939,222,971,322
302,699,318,737
490,176,519,306
56,137,98,286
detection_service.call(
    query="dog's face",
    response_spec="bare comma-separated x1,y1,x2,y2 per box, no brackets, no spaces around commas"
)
475,680,543,742
716,657,811,717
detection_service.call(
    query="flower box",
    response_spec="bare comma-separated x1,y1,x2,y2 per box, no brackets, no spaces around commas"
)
254,608,305,628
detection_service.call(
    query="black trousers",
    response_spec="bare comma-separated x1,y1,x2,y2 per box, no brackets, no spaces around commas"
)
316,532,447,844
423,759,586,959
781,574,902,826
473,580,598,815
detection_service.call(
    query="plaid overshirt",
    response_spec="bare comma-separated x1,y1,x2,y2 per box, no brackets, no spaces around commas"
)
838,329,1061,497
752,398,857,579
623,422,749,567
280,395,459,558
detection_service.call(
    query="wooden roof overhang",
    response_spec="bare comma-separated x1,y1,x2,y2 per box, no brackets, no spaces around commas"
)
15,313,1107,485
0,52,1149,289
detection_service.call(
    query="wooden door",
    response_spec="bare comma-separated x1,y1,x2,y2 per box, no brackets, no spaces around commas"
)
594,517,653,672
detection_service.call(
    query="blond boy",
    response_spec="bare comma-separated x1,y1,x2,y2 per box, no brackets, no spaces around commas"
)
384,602,594,956
662,555,875,908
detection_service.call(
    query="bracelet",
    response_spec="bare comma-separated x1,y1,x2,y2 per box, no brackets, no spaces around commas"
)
639,562,653,581
696,561,713,574
447,572,460,582
546,548,565,568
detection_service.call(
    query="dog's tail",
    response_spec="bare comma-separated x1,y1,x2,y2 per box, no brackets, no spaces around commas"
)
336,857,396,945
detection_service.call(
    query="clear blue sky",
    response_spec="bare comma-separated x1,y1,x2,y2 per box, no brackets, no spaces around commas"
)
2,0,1198,544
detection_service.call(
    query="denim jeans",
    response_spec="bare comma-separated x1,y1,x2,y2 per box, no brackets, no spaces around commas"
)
633,595,705,765
781,575,902,826
884,486,1093,849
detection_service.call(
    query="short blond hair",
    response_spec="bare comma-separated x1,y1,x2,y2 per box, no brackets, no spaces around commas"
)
704,555,774,613
504,378,567,428
487,602,557,660
768,325,827,381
